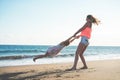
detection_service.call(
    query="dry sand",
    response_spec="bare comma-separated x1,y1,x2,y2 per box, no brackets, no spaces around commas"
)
0,59,120,80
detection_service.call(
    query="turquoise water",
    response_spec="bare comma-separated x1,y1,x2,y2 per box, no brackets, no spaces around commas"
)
0,45,120,67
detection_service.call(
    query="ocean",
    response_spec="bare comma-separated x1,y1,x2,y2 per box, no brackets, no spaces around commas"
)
0,45,120,67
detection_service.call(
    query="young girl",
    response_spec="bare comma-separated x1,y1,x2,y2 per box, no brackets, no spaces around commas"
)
33,36,77,62
67,15,100,70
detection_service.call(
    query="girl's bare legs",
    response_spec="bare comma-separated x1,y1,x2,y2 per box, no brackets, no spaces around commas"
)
69,43,88,70
33,53,48,62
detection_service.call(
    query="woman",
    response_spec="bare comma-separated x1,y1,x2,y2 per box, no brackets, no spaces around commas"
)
68,15,100,70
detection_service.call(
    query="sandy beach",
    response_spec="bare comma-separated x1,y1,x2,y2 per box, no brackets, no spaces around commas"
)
0,59,120,80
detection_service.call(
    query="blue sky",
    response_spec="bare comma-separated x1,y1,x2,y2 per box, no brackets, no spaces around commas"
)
0,0,120,46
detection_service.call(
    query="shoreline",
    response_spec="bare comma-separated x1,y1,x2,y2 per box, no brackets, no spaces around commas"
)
0,59,120,80
1,57,120,67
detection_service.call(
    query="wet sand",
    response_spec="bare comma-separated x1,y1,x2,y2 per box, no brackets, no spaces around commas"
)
0,59,120,80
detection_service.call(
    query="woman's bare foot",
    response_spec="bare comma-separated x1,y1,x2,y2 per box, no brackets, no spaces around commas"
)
65,67,76,71
80,66,88,69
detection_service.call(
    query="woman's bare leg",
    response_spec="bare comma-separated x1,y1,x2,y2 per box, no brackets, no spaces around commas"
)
70,43,88,70
79,44,88,69
70,51,79,70
70,44,83,70
68,43,86,70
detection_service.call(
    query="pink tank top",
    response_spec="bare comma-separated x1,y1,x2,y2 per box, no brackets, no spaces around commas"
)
80,27,92,39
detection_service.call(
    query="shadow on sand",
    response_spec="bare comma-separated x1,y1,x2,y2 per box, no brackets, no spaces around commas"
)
0,69,78,80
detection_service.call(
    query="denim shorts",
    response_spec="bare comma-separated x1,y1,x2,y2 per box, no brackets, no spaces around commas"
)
80,36,89,46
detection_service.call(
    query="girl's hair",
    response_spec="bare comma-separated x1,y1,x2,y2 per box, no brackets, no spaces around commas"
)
87,15,100,25
63,40,70,46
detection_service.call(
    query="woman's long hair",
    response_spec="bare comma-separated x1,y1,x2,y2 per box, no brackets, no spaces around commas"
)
87,15,100,25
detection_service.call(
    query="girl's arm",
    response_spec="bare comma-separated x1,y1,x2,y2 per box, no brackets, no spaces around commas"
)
65,36,73,41
69,35,80,43
59,36,73,45
69,38,75,43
